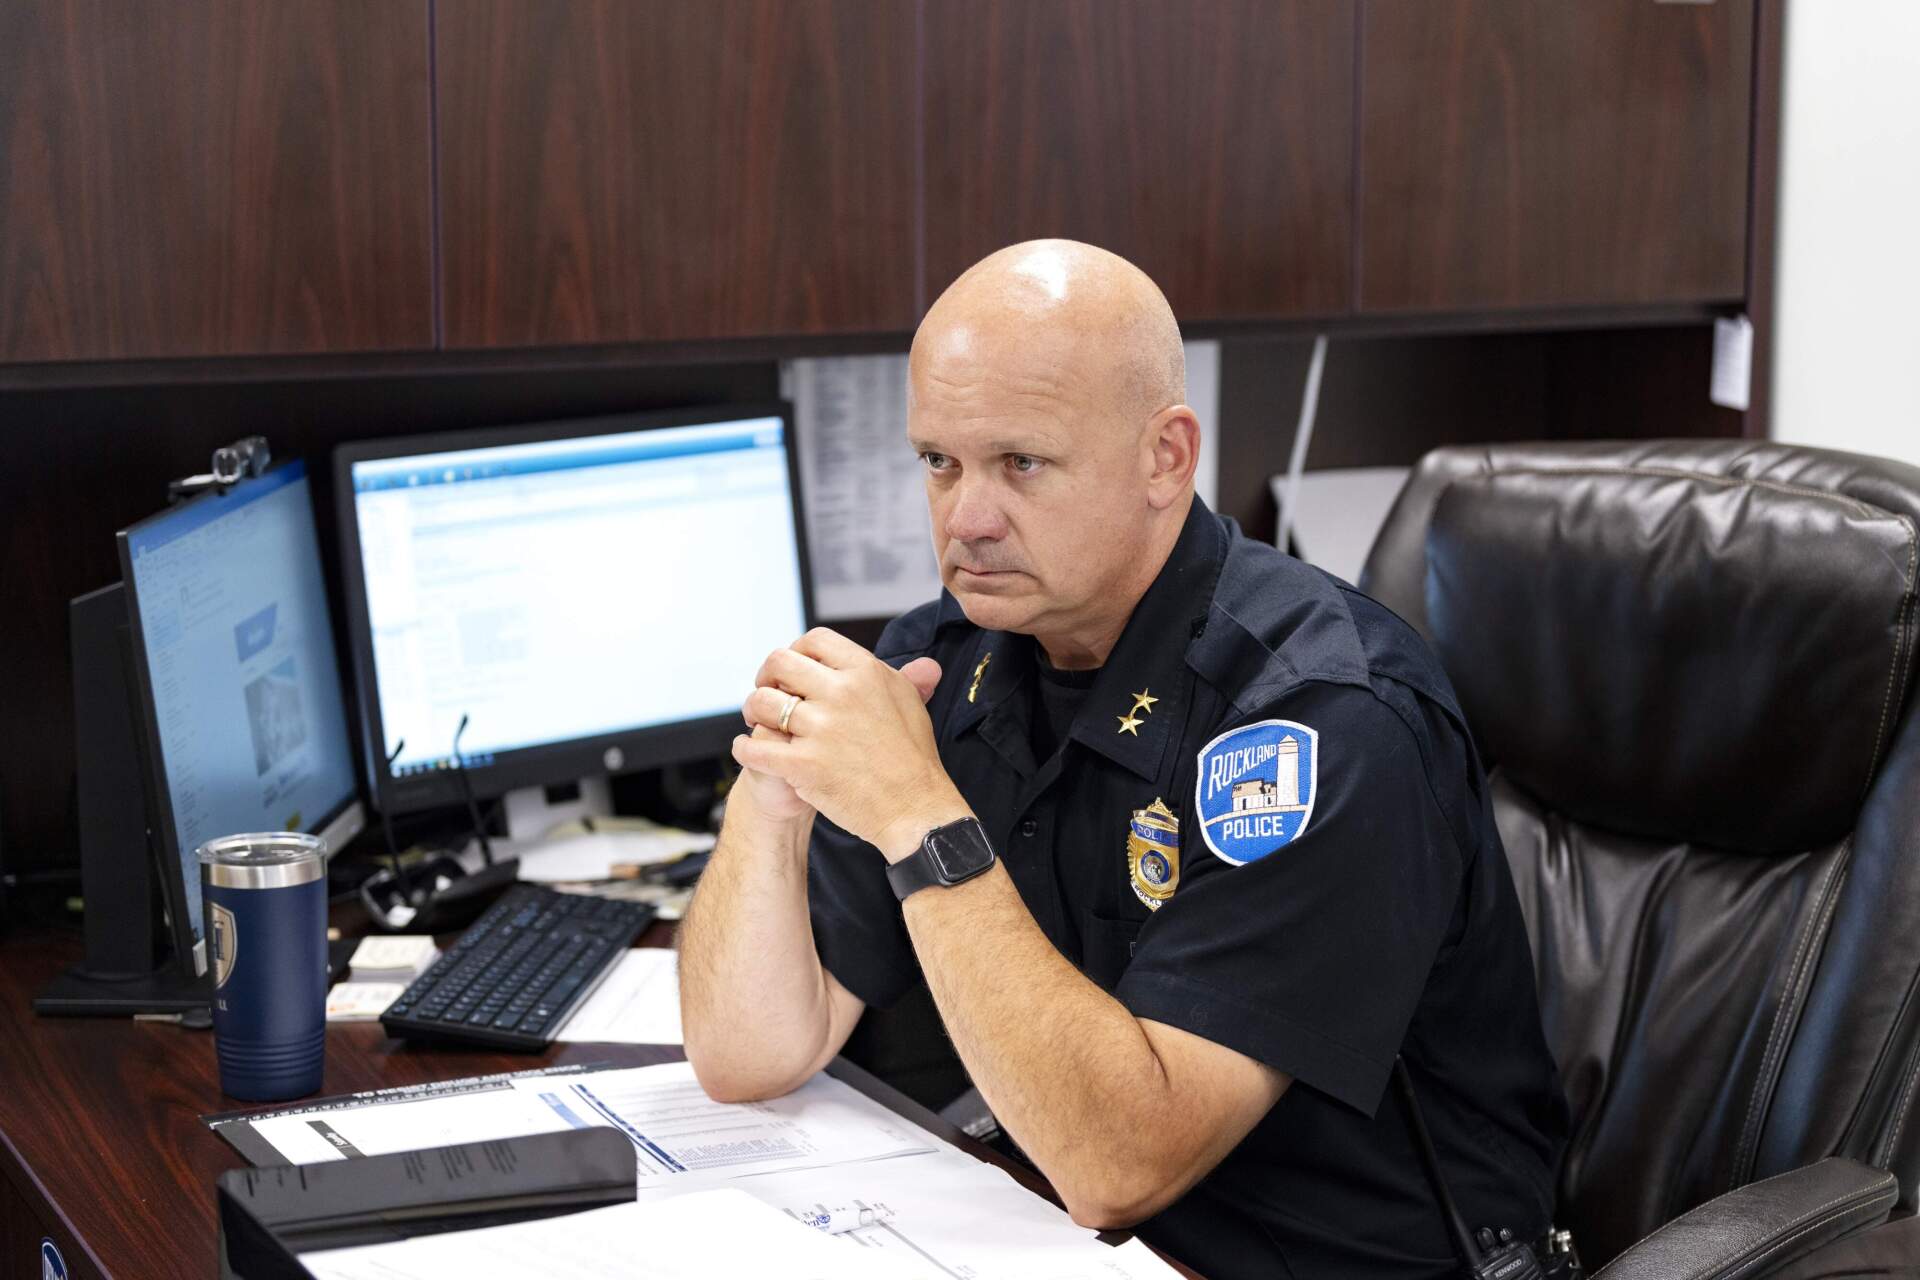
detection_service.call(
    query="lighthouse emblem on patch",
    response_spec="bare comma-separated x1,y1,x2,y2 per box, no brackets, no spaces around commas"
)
1195,719,1318,866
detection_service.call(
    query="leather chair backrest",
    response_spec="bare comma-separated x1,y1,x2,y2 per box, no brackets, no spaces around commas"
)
1359,441,1920,1266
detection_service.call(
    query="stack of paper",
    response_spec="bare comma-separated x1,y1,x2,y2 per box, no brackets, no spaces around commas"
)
347,935,439,982
515,827,715,884
325,935,441,1022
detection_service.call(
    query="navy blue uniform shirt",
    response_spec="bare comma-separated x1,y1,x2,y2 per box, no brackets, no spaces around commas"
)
808,497,1569,1279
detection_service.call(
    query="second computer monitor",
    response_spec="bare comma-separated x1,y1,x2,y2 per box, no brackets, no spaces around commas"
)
336,406,813,815
119,459,364,974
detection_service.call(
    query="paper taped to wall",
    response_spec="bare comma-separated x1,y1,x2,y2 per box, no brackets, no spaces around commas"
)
786,355,940,621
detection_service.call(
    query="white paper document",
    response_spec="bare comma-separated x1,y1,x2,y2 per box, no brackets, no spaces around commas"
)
346,934,438,979
244,1062,936,1181
246,1082,578,1164
515,828,715,884
301,1188,926,1280
638,1151,1180,1279
300,1160,1178,1280
255,1061,1175,1280
554,947,683,1044
786,354,941,620
548,1062,935,1179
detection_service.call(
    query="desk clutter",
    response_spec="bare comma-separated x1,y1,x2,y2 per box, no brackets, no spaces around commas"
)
209,1060,1180,1279
25,413,1183,1276
326,935,442,1022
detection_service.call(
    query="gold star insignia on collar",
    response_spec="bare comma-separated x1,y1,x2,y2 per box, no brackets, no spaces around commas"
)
1129,689,1159,715
1117,712,1143,736
968,651,992,703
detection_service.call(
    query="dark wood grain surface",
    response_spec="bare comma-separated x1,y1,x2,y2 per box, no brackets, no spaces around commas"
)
0,924,678,1280
1357,0,1754,312
0,923,1197,1278
435,0,917,348
0,1,434,363
922,0,1355,321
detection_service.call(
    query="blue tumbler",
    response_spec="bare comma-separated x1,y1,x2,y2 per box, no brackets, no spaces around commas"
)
197,832,328,1101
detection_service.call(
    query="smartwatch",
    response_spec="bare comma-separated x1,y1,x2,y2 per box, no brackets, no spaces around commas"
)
886,816,997,901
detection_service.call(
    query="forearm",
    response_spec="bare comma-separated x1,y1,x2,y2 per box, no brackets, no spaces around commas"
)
721,634,1274,1218
901,861,1190,1223
677,788,847,1101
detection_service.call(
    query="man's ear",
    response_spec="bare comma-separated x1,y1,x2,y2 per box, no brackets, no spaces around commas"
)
1144,405,1201,510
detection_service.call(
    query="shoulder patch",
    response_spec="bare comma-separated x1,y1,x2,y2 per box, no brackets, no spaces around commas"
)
1195,719,1319,865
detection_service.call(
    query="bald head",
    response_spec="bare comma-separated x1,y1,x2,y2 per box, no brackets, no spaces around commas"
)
912,239,1186,427
906,241,1202,668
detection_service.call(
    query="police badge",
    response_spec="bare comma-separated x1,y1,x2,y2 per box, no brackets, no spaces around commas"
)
1127,798,1181,910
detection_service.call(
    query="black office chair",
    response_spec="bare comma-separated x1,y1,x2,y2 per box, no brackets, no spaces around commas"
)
1358,441,1920,1277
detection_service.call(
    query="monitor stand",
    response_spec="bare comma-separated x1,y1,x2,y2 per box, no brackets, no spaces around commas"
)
502,776,612,842
35,584,209,1017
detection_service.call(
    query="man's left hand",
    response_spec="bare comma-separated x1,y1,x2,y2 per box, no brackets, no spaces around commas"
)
735,628,968,861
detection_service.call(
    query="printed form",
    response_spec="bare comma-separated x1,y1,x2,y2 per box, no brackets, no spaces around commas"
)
300,1172,1181,1280
239,1062,1182,1278
641,1150,1182,1279
301,1188,928,1280
244,1062,934,1180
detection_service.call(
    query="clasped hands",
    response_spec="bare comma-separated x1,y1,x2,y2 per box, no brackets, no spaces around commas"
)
734,628,969,863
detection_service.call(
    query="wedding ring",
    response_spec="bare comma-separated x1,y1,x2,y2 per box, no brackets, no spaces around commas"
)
777,692,801,734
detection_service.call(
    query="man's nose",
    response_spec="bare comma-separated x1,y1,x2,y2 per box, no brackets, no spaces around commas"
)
942,475,1008,544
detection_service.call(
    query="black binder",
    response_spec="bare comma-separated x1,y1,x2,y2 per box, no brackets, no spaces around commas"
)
218,1129,636,1279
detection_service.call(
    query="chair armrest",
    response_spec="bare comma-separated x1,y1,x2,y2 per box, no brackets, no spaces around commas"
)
1595,1158,1898,1280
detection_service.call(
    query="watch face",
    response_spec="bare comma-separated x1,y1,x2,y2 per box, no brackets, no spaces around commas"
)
928,822,993,881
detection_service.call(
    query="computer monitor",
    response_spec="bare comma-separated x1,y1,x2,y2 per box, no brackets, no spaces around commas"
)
334,405,813,818
119,459,365,975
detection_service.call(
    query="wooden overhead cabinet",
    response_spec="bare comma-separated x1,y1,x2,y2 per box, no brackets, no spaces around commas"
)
433,0,918,348
0,1,434,363
922,0,1355,322
1357,0,1754,313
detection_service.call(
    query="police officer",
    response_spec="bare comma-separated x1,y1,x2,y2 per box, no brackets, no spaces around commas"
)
679,240,1568,1279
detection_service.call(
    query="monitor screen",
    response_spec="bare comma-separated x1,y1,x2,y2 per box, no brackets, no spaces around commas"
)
120,460,361,952
339,408,810,811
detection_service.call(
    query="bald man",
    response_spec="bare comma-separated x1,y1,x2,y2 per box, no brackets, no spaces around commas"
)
679,241,1568,1279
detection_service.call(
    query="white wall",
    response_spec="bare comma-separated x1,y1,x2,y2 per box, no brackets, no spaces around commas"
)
1770,0,1920,464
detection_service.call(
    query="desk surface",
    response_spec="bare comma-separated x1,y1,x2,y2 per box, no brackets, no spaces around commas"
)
0,921,1197,1280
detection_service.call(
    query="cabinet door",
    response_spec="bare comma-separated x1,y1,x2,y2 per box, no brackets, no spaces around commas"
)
436,0,917,348
1357,0,1753,312
923,0,1354,322
0,2,433,363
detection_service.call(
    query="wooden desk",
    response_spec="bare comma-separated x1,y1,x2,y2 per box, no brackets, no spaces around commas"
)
0,921,1196,1279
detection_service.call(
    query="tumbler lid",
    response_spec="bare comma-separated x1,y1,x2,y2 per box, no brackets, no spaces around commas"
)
197,832,326,888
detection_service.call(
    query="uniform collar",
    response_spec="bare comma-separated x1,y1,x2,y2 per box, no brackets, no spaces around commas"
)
943,496,1226,783
945,617,1033,744
1065,497,1225,781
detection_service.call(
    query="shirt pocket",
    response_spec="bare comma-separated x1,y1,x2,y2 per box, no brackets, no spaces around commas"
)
1081,912,1147,992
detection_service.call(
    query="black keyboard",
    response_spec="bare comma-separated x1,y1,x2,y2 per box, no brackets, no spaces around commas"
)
380,884,656,1051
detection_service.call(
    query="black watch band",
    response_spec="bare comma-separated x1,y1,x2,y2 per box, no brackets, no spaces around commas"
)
886,816,996,902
